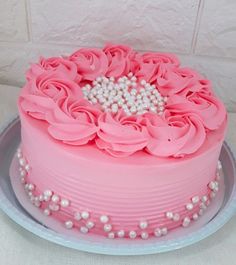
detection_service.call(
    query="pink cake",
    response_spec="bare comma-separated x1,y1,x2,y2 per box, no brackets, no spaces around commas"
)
16,44,227,240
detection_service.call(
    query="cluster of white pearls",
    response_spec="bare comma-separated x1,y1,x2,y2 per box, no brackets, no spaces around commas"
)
164,167,221,229
154,227,168,237
71,210,95,234
166,211,180,222
82,73,167,116
17,148,70,216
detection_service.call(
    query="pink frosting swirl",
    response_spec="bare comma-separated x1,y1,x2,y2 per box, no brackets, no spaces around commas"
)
19,43,227,158
20,70,82,120
133,52,180,83
103,44,135,78
96,112,149,157
145,112,206,157
166,90,226,130
69,48,108,81
156,67,209,96
26,56,79,82
46,97,100,145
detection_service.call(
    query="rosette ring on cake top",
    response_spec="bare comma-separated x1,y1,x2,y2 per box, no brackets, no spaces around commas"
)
16,43,227,240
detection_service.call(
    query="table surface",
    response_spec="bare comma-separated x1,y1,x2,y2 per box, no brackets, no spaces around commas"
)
0,84,235,265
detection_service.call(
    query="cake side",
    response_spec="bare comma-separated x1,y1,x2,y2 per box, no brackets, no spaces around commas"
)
18,107,226,238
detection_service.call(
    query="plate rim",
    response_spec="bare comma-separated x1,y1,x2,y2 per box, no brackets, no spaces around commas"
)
0,117,236,256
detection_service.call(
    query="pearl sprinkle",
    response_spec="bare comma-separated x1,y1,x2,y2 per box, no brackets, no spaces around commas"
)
81,74,166,116
139,220,148,229
100,215,109,223
129,231,137,239
64,220,73,229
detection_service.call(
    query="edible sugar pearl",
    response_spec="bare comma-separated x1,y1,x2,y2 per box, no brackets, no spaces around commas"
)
20,170,26,177
19,158,26,167
43,209,51,216
117,230,125,238
60,199,70,207
25,164,30,172
182,217,191,227
104,224,112,232
49,203,60,211
186,203,194,211
51,194,60,203
86,221,95,229
100,215,109,223
139,220,148,229
166,212,174,219
65,220,73,229
44,190,53,197
201,195,208,202
192,213,199,220
80,226,89,234
191,196,199,204
154,228,162,237
129,231,137,239
74,212,82,221
141,231,149,240
173,213,180,222
108,232,115,239
81,211,90,220
161,227,168,235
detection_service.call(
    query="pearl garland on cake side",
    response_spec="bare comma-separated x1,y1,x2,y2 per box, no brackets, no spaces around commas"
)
16,148,222,240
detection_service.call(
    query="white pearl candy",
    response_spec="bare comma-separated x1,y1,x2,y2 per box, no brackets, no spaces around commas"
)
192,213,199,220
74,212,82,221
154,228,162,237
60,199,70,208
186,203,194,211
191,196,199,204
108,232,115,239
43,190,53,197
81,211,90,220
139,220,148,229
117,230,125,238
51,194,60,203
104,224,112,232
166,212,174,219
19,158,26,167
182,217,191,227
161,227,168,235
49,203,60,211
25,164,30,172
65,220,73,229
43,208,51,216
129,231,137,239
141,231,149,240
100,215,109,223
173,213,180,222
86,221,95,229
20,170,26,177
201,195,208,202
80,226,89,234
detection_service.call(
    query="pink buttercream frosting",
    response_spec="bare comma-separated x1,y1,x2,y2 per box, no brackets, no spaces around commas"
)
19,44,227,158
96,111,149,157
46,97,101,145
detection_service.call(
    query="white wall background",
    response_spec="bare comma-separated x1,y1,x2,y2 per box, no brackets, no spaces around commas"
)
0,0,235,111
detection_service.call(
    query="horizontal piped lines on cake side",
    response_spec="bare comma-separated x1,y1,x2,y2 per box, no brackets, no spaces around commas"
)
16,147,222,239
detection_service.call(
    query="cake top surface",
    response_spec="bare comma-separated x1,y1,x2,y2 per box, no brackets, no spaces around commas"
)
19,43,227,158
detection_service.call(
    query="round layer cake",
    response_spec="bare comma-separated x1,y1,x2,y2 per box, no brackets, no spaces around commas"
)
17,44,227,239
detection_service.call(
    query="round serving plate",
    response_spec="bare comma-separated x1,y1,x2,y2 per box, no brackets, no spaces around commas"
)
0,117,236,256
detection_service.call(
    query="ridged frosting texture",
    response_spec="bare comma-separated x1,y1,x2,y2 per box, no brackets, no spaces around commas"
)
19,110,225,237
19,43,227,158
